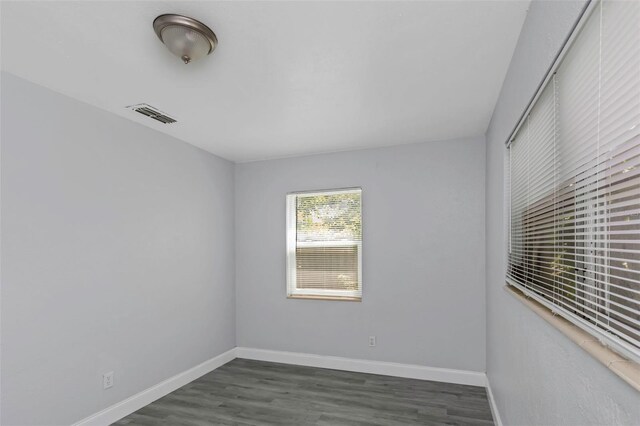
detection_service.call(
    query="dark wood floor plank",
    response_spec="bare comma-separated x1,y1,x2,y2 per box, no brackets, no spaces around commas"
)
113,359,494,426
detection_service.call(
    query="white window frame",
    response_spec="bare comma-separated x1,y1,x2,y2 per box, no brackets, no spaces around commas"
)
286,188,362,300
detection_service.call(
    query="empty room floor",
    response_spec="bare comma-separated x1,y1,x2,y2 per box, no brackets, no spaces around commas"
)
114,359,494,426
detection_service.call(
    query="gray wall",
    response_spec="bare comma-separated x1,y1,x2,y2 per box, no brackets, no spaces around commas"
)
1,73,236,426
236,137,486,372
485,1,640,425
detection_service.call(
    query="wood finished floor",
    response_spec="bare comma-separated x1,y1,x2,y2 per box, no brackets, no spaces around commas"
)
113,359,494,426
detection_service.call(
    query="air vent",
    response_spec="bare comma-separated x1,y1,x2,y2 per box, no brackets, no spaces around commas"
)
127,104,177,124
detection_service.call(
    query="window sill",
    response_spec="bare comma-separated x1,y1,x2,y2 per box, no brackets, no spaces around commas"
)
287,294,362,302
504,284,640,392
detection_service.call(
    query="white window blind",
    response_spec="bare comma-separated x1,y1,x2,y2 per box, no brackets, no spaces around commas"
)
507,0,640,362
286,188,362,300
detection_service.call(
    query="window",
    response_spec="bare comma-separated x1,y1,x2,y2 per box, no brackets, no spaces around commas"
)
506,0,640,362
286,188,362,301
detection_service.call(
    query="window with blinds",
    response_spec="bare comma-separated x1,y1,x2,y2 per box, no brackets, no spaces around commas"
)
506,0,640,362
286,188,362,301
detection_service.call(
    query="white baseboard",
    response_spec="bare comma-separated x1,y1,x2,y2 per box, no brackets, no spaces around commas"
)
486,376,503,426
235,347,487,387
72,348,237,426
73,347,489,426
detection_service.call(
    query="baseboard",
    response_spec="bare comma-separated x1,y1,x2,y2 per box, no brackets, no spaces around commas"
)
73,347,488,425
235,347,487,387
72,348,237,426
485,375,503,426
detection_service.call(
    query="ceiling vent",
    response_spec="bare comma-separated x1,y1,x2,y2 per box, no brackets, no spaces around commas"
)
127,104,177,124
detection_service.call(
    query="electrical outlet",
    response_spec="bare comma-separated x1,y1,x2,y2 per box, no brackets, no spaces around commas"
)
369,336,376,347
103,371,114,389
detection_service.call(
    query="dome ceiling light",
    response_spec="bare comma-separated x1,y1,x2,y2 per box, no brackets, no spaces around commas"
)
153,14,218,64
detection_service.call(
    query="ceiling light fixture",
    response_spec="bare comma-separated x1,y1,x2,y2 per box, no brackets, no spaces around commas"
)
153,14,218,64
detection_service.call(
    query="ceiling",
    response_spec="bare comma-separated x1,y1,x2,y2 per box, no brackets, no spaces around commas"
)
1,1,529,163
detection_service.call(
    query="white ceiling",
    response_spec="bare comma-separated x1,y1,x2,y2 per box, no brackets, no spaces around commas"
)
1,1,529,162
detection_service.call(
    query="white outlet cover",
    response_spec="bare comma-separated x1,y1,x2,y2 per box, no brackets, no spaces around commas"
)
369,336,376,347
103,371,114,389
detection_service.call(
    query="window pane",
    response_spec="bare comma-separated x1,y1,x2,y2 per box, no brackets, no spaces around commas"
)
286,189,362,300
296,193,361,242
